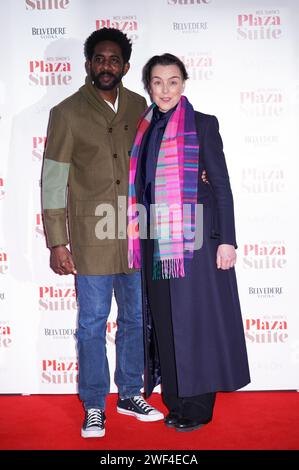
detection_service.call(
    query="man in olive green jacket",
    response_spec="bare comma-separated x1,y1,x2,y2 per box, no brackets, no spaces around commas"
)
42,28,163,438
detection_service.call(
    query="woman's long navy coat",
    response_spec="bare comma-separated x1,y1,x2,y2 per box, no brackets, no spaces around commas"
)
136,111,251,397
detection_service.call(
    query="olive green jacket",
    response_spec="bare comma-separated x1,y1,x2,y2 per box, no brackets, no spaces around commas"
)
42,78,147,274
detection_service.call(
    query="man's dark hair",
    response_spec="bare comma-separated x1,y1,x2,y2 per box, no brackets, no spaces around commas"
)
84,28,132,63
142,53,189,95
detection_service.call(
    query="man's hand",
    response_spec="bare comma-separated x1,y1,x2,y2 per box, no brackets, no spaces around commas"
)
50,246,77,275
216,244,236,270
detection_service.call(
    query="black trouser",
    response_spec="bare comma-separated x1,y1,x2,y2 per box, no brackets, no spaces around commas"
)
143,239,216,421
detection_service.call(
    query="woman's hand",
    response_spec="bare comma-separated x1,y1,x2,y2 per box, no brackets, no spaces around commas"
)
216,244,236,270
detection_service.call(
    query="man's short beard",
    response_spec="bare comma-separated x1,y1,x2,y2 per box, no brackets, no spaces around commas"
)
91,71,123,91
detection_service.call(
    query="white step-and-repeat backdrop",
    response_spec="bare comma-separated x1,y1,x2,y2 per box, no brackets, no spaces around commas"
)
0,0,298,394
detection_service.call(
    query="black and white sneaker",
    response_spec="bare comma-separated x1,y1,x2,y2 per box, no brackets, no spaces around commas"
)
117,396,164,422
81,408,106,438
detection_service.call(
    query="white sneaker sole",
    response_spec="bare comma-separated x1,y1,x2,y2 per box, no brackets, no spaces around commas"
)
81,428,105,438
117,407,164,422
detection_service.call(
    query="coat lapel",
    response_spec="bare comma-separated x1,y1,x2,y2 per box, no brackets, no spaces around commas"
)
79,77,129,125
112,83,128,125
79,77,117,123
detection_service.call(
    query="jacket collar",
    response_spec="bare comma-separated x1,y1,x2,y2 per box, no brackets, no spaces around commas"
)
79,76,128,124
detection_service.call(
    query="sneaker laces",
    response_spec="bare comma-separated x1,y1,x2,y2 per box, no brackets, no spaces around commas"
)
86,408,104,427
132,396,155,412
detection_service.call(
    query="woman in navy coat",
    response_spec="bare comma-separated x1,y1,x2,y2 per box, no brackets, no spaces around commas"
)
128,53,250,432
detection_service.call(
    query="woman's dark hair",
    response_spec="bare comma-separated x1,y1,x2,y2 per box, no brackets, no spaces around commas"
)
142,53,189,94
84,28,132,63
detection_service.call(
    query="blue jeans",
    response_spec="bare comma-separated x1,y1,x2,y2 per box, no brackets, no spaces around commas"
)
76,272,144,411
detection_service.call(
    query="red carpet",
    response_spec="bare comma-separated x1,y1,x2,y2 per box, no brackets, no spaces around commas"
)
0,392,298,450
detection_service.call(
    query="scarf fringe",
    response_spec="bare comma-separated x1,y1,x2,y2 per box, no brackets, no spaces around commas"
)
153,258,185,280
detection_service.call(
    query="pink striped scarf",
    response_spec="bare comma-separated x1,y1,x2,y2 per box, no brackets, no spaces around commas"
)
128,96,199,279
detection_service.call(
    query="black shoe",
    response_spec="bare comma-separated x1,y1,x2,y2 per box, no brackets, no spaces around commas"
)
117,396,164,422
175,417,209,432
81,408,106,438
164,412,181,428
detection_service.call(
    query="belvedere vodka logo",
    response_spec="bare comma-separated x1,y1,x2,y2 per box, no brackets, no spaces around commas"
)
31,26,67,40
44,323,117,342
237,10,282,40
248,286,283,299
172,22,207,33
29,58,72,86
44,328,77,339
244,135,279,147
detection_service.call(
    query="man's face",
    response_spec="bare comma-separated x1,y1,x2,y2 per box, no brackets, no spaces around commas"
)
88,40,129,91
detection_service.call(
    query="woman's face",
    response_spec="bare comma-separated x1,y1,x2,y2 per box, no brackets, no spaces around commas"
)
149,64,185,113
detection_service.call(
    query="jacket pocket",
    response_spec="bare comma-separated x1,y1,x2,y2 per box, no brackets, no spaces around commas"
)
74,200,116,246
